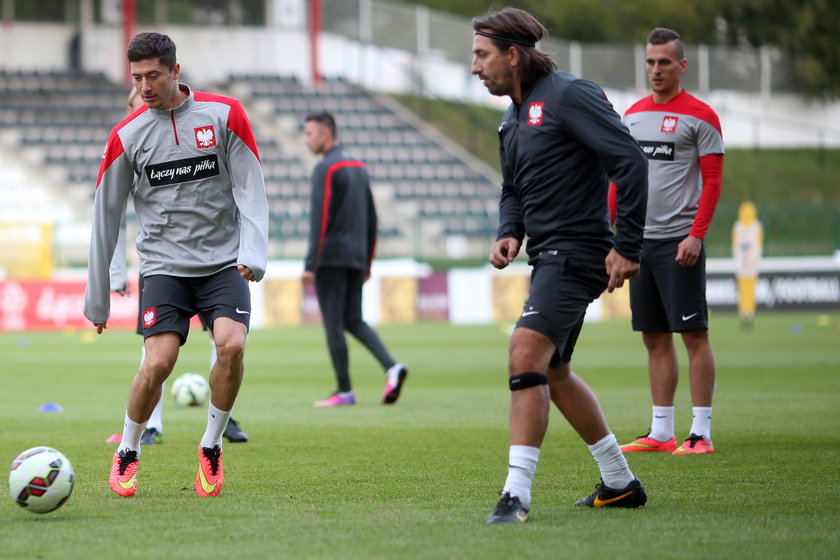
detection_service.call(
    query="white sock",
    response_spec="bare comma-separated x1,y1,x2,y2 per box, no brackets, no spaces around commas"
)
200,402,231,450
502,445,540,508
588,434,634,489
146,383,164,432
650,406,675,442
689,407,713,441
120,412,147,455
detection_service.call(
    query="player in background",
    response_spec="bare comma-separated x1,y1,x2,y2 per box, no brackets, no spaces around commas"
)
471,8,649,524
85,32,268,497
109,89,249,445
611,28,724,456
732,201,763,330
302,111,407,407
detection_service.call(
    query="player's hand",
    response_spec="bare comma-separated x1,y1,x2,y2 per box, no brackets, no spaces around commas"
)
301,270,315,285
675,235,702,267
94,322,107,334
114,285,129,297
238,265,255,281
605,248,639,293
489,237,521,270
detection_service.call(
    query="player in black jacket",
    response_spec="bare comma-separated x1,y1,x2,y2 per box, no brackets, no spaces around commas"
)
472,8,649,523
302,111,407,407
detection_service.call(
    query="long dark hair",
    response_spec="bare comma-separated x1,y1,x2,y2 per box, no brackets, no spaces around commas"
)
472,8,556,85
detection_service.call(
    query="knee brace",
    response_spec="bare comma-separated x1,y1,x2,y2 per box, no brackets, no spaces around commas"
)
509,372,548,391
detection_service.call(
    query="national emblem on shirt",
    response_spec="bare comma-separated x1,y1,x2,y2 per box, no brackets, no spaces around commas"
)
194,125,217,148
142,307,157,328
528,102,544,126
660,116,679,133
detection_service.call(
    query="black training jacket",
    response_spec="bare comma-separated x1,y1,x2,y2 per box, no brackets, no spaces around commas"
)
496,71,647,261
305,145,377,272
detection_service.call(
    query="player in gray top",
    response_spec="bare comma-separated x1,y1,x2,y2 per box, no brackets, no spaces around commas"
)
109,88,249,446
84,32,268,498
613,28,724,456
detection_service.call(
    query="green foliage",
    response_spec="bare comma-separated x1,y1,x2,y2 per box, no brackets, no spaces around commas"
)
717,0,840,99
404,0,840,98
1,315,839,558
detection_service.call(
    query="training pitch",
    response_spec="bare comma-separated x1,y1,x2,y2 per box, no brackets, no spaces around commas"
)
1,312,838,559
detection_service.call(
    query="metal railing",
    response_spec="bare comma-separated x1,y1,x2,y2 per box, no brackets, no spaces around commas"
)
323,0,800,96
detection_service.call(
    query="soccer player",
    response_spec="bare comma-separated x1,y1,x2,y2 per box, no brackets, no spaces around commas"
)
470,8,649,523
301,111,407,407
110,89,249,446
612,28,724,455
85,32,268,497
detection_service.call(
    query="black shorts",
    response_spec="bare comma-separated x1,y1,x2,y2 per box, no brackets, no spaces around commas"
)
140,267,251,345
516,251,608,367
630,237,708,332
135,275,210,335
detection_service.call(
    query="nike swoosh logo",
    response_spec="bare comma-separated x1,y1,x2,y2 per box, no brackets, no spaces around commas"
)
235,308,250,315
521,311,539,317
118,475,137,489
198,467,217,494
142,146,152,153
681,313,698,321
654,415,666,418
516,511,529,522
593,491,632,507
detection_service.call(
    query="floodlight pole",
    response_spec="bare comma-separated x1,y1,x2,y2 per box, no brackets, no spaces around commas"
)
309,0,322,84
122,0,136,85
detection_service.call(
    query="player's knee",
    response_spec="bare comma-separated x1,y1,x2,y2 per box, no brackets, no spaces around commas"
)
140,355,176,384
214,333,246,362
509,372,548,391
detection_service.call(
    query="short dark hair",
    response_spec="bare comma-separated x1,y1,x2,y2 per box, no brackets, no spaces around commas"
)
127,32,177,69
304,111,337,138
647,28,685,61
472,8,556,84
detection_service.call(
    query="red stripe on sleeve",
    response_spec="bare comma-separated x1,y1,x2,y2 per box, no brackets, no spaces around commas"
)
96,130,125,188
690,153,724,239
317,160,366,257
227,101,261,161
607,181,617,226
195,92,261,161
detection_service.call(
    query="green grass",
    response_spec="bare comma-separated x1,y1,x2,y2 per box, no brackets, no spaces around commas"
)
1,313,839,559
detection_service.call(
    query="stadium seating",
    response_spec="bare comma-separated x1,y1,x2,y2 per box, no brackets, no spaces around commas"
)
0,69,501,262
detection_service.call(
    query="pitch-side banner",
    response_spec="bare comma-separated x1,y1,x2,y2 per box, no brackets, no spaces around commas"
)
0,278,139,331
706,269,840,310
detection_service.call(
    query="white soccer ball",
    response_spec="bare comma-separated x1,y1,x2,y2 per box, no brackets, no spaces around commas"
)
171,373,210,407
8,446,75,514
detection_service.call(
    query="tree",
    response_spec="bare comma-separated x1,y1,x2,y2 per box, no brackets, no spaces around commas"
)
717,0,840,99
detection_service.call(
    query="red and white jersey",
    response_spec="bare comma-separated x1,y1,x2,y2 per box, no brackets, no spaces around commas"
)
84,84,268,325
624,90,724,239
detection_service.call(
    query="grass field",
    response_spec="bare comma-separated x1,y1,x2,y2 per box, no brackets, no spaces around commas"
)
1,312,838,559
